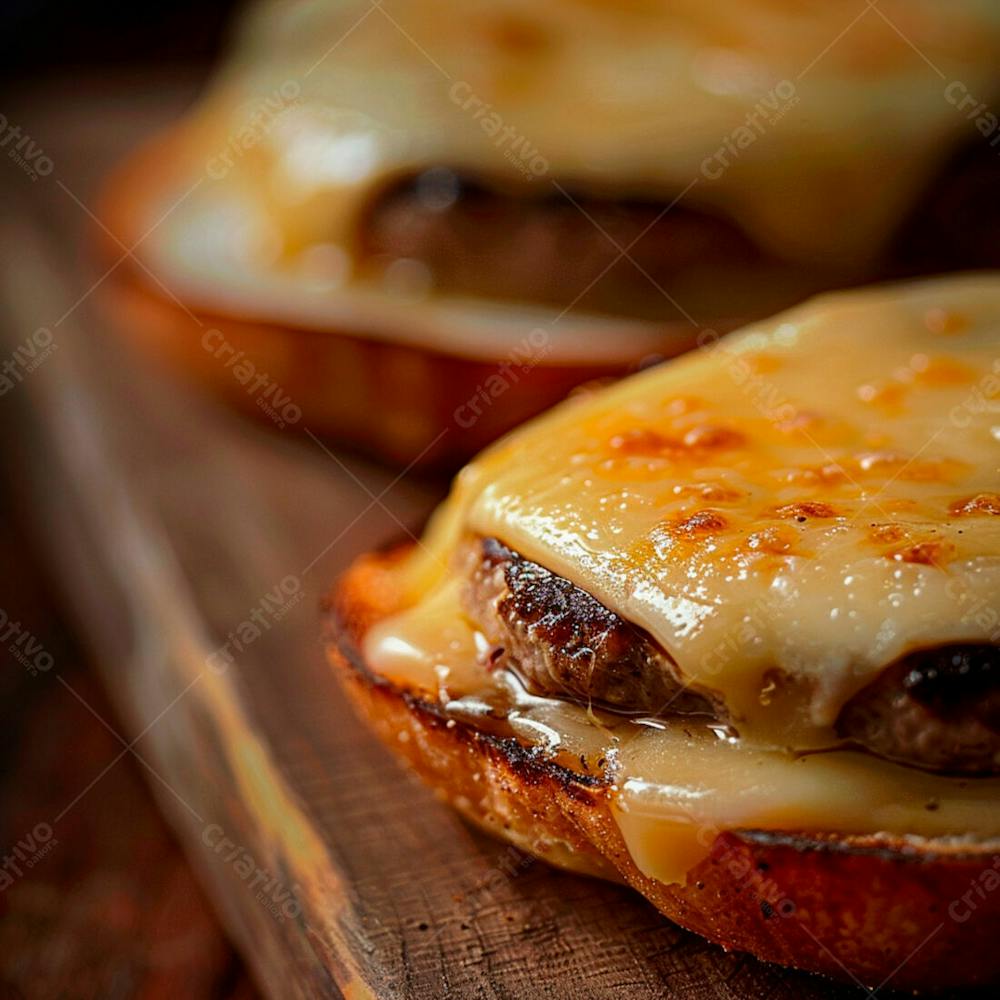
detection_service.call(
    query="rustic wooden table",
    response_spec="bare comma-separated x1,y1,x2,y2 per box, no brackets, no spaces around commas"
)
0,490,258,999
0,75,988,1000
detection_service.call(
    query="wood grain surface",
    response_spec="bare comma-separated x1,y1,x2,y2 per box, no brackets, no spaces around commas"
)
0,499,258,1000
0,78,989,999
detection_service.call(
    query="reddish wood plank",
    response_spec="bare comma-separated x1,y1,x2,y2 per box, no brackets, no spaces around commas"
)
0,494,257,1000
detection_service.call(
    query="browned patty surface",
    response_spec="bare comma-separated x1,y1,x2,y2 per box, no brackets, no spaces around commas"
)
463,537,1000,774
359,141,1000,322
358,170,767,321
465,536,719,718
837,647,1000,774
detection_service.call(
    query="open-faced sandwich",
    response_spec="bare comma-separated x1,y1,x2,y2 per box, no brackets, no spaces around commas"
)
325,274,1000,988
103,0,1000,465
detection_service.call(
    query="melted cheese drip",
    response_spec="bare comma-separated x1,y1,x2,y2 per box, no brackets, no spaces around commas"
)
181,0,1000,271
364,275,1000,882
365,573,1000,885
614,725,1000,885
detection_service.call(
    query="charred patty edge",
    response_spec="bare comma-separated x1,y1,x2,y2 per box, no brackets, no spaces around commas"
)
463,535,722,720
463,535,1000,775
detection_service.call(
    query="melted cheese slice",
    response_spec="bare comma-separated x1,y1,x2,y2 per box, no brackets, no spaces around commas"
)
364,275,1000,881
405,273,1000,743
139,0,1000,344
199,0,1000,265
366,578,1000,884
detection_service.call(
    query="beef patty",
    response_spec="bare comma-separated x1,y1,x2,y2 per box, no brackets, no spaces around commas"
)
358,170,774,321
358,140,1000,322
465,536,719,718
463,537,1000,774
837,647,1000,775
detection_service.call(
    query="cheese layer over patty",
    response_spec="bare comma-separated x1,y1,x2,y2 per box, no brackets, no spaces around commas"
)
363,275,1000,880
197,0,1000,266
394,275,1000,747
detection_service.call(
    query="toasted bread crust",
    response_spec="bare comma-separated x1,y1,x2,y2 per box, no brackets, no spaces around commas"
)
324,545,1000,991
98,262,609,469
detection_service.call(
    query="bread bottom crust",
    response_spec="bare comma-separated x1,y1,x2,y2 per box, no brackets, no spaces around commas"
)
98,267,615,470
325,547,1000,991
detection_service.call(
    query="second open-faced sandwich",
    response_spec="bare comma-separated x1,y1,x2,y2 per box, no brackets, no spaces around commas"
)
326,273,1000,988
103,0,1000,465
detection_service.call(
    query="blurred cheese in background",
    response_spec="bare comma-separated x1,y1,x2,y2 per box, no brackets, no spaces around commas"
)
100,0,1000,467
203,0,1000,267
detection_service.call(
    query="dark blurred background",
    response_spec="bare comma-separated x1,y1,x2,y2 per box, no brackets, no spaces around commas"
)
0,3,261,997
0,1,240,81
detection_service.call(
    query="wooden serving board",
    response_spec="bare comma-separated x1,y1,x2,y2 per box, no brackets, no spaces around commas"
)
0,78,980,1000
